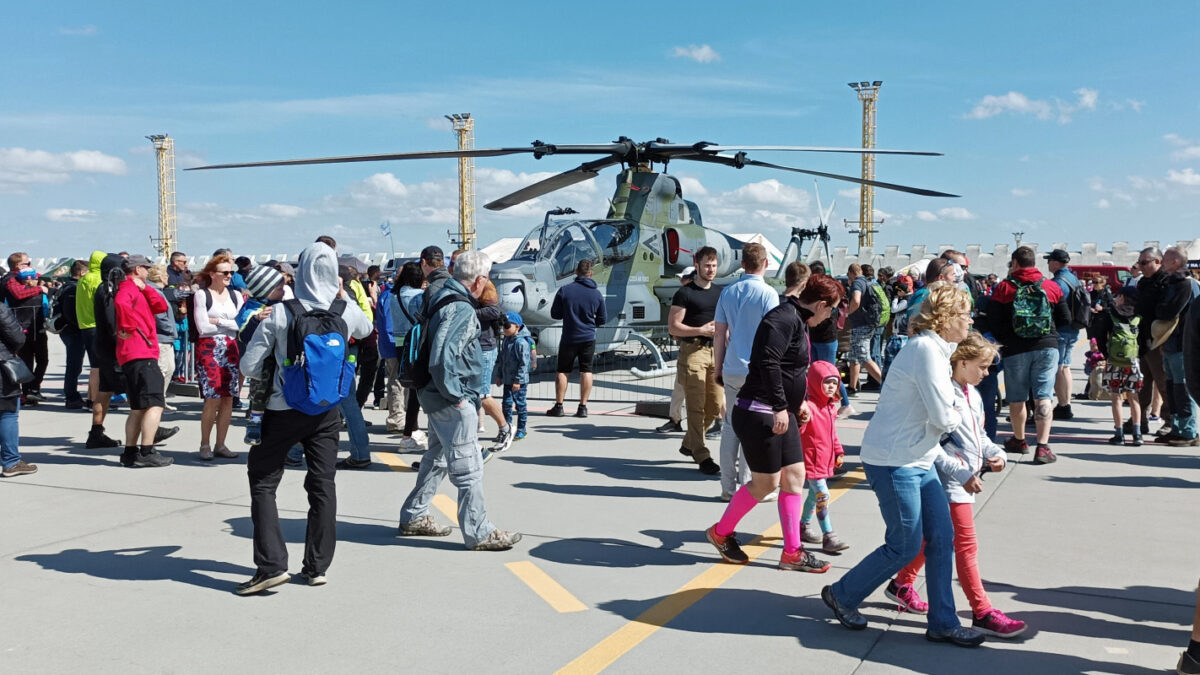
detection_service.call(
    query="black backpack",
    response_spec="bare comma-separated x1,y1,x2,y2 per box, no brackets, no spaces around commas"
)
46,282,78,335
397,293,471,390
1064,278,1092,331
92,264,126,363
857,279,883,327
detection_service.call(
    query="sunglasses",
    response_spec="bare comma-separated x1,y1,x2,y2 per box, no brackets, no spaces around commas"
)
216,270,233,276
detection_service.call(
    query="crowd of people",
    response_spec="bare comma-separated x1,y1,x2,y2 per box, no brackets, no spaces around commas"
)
1,239,1198,667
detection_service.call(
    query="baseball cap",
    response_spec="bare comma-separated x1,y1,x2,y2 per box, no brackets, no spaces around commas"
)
504,311,524,327
420,245,444,264
123,254,153,269
1044,249,1071,263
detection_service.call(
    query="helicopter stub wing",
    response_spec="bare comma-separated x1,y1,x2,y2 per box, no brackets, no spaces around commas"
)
483,156,622,211
688,154,960,198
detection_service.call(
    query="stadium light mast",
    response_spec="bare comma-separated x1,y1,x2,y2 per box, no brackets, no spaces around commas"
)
846,81,882,251
445,113,477,250
146,134,177,258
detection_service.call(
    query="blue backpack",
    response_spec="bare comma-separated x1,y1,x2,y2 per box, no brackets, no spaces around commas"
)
280,298,355,415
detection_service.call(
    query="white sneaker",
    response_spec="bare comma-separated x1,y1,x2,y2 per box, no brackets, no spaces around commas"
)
837,405,856,420
719,491,733,502
398,436,425,451
759,488,779,503
411,430,428,444
478,420,486,433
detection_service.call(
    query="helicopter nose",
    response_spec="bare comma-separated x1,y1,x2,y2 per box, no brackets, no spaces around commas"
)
496,280,525,314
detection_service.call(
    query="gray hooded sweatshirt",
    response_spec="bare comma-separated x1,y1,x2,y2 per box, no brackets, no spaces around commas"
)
241,242,373,412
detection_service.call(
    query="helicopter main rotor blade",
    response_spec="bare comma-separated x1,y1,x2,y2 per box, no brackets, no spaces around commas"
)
685,154,960,198
483,156,622,211
700,145,943,156
186,147,543,171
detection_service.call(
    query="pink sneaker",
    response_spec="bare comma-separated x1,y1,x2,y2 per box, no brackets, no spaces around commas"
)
973,608,1027,638
884,580,929,614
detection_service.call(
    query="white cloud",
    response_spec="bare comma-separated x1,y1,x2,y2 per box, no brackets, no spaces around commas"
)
671,44,721,63
0,147,127,193
966,87,1102,123
45,208,97,222
1097,199,1110,209
259,203,306,218
916,210,938,221
1011,188,1033,197
912,207,977,222
59,25,97,36
1164,134,1200,161
837,188,860,199
1167,168,1200,186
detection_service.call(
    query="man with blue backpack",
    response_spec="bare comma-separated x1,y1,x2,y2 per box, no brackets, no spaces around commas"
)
985,246,1072,465
236,241,372,595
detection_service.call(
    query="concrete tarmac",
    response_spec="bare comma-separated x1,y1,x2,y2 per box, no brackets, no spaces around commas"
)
1,339,1196,674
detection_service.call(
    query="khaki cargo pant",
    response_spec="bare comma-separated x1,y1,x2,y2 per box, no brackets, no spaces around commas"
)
678,340,721,464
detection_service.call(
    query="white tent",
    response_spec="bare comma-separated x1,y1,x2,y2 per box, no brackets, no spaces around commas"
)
730,233,786,272
479,237,524,264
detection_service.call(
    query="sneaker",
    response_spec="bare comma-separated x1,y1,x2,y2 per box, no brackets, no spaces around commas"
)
1033,443,1057,464
398,436,425,450
85,429,121,449
655,419,683,433
235,571,290,596
514,429,527,441
758,489,778,503
491,426,513,453
471,529,522,551
575,404,588,418
300,571,327,587
244,423,262,446
1148,413,1161,422
1168,436,1200,447
836,405,856,420
698,458,720,475
1156,424,1176,437
822,531,850,554
336,457,372,470
152,426,180,444
679,446,694,458
1131,430,1143,447
1156,431,1188,444
719,491,733,502
478,419,486,433
1107,432,1125,445
198,445,214,461
120,448,138,467
65,399,86,410
860,379,881,392
546,403,565,417
1,460,38,477
481,449,495,464
706,420,722,439
802,521,823,545
1179,650,1200,675
134,451,173,468
822,585,868,630
1003,437,1029,455
1051,404,1073,420
25,391,46,403
925,626,985,647
111,393,127,405
398,515,452,537
846,387,858,398
163,402,178,412
885,580,929,614
705,525,749,564
778,548,831,573
232,398,244,410
972,608,1027,639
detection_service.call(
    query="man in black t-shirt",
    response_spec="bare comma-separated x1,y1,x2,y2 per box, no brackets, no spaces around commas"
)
669,246,722,475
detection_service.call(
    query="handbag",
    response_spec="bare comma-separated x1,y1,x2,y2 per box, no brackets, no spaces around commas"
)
1,356,34,385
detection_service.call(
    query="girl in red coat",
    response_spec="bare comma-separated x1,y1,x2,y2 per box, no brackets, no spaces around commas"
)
799,360,849,554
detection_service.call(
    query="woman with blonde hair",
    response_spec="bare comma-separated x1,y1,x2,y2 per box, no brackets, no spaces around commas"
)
823,284,986,647
193,254,242,460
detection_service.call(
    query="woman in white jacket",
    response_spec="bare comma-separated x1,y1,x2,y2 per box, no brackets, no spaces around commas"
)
822,283,985,647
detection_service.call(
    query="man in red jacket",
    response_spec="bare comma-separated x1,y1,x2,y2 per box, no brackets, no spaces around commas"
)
114,255,173,468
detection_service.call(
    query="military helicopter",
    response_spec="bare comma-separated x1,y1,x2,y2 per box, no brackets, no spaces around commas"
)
189,137,955,357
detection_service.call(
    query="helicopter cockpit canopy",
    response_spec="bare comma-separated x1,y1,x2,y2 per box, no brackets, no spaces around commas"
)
512,219,639,279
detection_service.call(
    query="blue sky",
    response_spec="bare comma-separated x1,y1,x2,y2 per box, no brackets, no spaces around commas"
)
2,1,1197,259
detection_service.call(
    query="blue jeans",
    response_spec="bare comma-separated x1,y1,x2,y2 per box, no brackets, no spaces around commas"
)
502,384,528,431
1002,347,1057,403
977,363,1001,441
59,332,86,402
1163,351,1197,438
870,326,885,366
400,403,495,548
338,384,371,461
0,405,21,470
811,340,849,406
478,348,498,399
830,463,960,632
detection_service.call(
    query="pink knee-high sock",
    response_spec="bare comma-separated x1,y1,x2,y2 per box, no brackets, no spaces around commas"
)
714,485,758,536
778,490,804,555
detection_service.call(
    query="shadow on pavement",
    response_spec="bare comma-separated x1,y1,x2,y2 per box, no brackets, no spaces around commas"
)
505,454,710,482
14,545,254,592
222,516,464,551
1066,451,1200,469
1009,584,1196,623
529,536,711,568
513,481,716,503
1046,475,1200,489
534,422,667,442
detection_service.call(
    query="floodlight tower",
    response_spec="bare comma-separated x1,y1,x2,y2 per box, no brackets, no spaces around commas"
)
146,134,177,258
445,113,477,250
847,81,883,251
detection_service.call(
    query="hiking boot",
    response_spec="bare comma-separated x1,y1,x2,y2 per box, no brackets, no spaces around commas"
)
546,403,565,417
1052,404,1073,420
85,427,121,449
1003,437,1028,454
398,515,452,537
778,548,831,573
925,626,985,647
698,458,720,475
1,460,38,478
822,585,868,630
706,420,722,439
822,532,849,554
134,451,173,468
972,608,1027,639
885,580,929,614
153,426,180,444
235,571,290,596
575,404,588,418
491,426,513,453
471,529,522,551
705,525,749,564
336,457,372,470
801,521,823,545
1107,430,1125,445
1033,444,1057,465
1168,436,1200,447
300,571,327,587
656,419,683,433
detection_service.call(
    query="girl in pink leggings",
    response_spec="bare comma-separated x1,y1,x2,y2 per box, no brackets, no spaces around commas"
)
889,332,1027,639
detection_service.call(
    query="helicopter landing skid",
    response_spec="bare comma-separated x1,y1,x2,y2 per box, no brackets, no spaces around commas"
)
628,332,676,379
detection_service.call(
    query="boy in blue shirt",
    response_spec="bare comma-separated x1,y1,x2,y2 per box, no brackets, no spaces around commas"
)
493,311,534,448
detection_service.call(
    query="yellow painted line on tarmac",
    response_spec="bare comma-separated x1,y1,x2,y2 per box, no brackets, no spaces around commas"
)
374,452,459,524
507,561,589,613
432,494,458,522
556,470,867,675
372,452,412,471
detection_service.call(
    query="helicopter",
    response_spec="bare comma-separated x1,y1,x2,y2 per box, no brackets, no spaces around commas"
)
189,137,956,358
